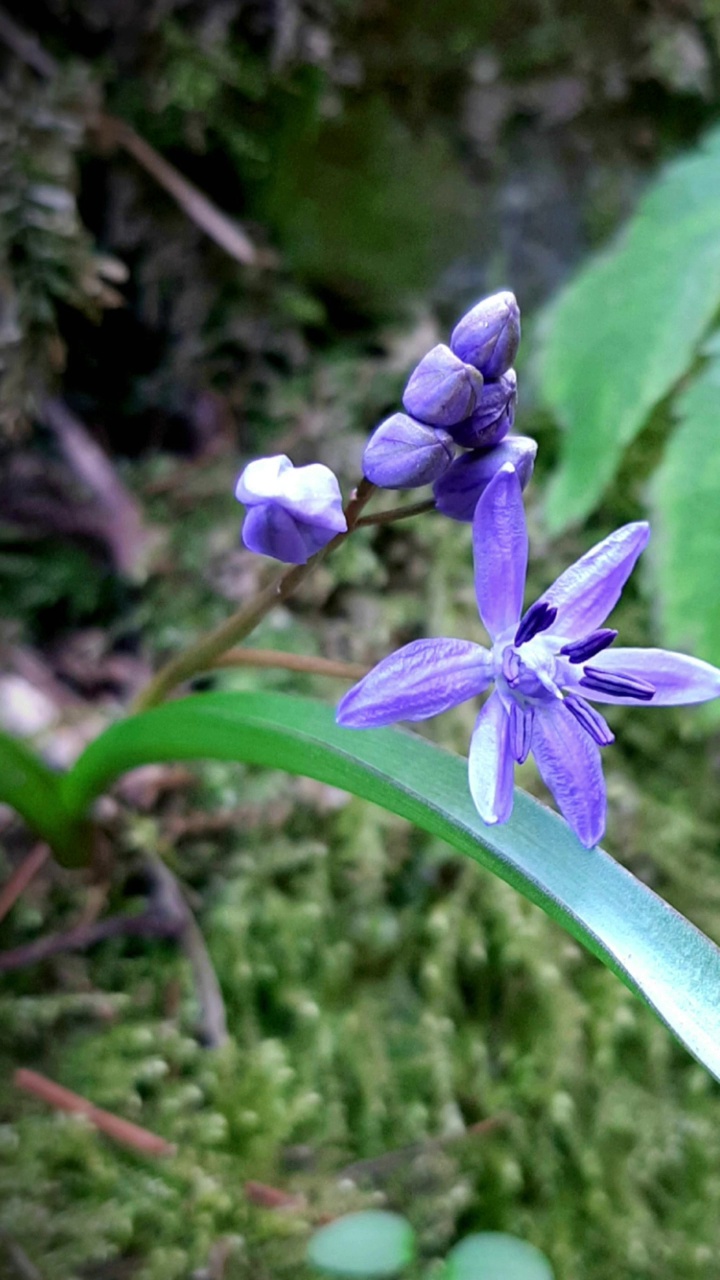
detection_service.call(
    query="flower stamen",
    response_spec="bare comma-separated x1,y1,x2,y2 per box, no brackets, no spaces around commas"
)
561,629,618,664
563,693,614,746
514,601,558,647
579,666,655,701
509,702,534,762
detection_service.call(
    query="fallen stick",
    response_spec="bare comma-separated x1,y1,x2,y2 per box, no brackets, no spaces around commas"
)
0,844,49,926
14,1068,176,1156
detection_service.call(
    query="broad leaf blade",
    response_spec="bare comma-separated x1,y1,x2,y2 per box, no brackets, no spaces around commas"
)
0,728,90,867
63,691,720,1081
651,353,720,680
538,126,720,531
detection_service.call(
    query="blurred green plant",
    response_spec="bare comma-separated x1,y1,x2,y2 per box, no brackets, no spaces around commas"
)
537,125,720,669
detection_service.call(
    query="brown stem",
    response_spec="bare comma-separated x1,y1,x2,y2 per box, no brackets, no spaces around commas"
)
210,648,368,680
0,843,49,925
355,497,437,528
338,1113,511,1181
14,1069,175,1157
131,480,375,712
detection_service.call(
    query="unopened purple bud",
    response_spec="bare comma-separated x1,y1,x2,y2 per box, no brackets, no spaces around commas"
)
445,370,517,448
433,435,536,522
450,291,521,379
235,454,346,564
363,413,455,489
402,344,483,428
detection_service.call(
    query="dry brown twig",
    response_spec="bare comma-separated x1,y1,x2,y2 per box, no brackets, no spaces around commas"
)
40,397,153,578
0,843,49,926
14,1068,176,1157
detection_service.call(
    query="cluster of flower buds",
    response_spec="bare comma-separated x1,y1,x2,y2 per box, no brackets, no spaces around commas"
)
234,291,537,563
362,291,537,521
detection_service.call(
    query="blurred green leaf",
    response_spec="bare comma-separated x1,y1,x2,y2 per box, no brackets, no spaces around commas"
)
0,728,89,867
444,1233,553,1280
62,691,720,1081
538,126,720,532
650,352,720,677
307,1211,415,1278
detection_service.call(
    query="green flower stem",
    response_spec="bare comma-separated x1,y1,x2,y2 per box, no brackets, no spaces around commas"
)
131,480,376,713
354,496,437,527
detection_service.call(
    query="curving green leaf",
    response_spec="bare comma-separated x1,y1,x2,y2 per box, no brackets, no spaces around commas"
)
650,352,720,680
0,727,90,867
538,126,720,532
307,1211,415,1278
444,1233,553,1280
62,691,720,1081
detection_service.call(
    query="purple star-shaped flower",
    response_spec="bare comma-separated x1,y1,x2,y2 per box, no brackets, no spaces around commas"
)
337,464,720,847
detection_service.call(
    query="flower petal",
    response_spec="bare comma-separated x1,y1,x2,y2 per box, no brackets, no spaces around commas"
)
235,455,292,505
531,699,606,848
468,690,514,824
280,463,347,532
336,639,493,728
242,504,310,564
540,522,650,641
472,463,528,639
562,647,720,705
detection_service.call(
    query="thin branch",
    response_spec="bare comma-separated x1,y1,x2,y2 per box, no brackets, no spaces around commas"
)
0,843,49,926
0,7,266,269
131,480,376,711
211,648,368,680
0,8,57,76
14,1068,176,1156
151,861,228,1048
0,907,180,973
40,397,152,577
98,115,267,269
355,497,437,528
338,1114,511,1182
0,1233,45,1280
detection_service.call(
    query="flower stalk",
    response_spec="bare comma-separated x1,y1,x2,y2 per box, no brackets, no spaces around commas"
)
131,480,375,712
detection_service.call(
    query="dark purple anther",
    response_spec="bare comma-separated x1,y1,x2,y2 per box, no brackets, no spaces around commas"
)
514,600,558,648
509,702,534,763
561,629,618,664
563,694,615,746
579,666,655,702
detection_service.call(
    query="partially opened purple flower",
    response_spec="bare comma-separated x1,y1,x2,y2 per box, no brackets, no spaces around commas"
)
236,454,347,565
337,464,720,847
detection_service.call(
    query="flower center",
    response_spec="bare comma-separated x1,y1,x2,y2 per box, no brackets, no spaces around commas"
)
493,633,559,706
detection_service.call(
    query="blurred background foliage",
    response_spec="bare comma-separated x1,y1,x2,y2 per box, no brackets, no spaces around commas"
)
4,1,720,1278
